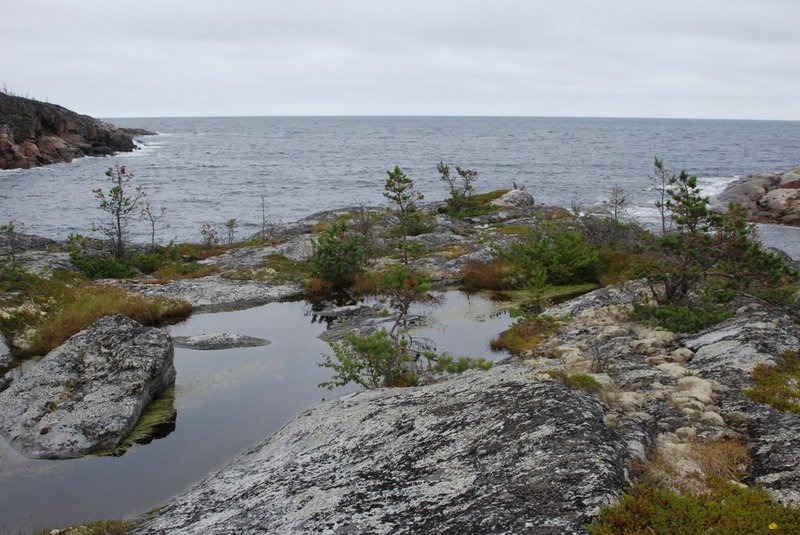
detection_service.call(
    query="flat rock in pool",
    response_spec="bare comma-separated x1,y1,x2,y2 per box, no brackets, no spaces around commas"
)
172,333,271,350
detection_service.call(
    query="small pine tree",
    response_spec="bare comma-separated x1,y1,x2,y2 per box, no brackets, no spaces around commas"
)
93,165,146,259
384,166,423,265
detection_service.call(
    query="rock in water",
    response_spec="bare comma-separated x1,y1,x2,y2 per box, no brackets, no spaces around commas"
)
172,333,270,350
133,365,646,534
0,315,174,459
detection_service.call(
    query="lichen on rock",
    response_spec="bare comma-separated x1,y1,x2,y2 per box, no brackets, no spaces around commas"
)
0,314,174,459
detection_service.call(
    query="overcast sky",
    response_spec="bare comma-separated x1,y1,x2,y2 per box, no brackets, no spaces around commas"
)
2,0,799,119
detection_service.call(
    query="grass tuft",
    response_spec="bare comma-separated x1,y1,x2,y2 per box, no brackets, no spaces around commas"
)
490,315,561,356
745,349,800,414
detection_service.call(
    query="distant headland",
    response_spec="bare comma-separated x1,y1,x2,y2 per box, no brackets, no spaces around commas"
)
0,92,153,170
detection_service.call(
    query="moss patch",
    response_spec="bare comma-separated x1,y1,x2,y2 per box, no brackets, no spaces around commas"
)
109,387,176,456
39,519,134,535
473,189,510,204
587,475,800,535
547,370,603,393
745,349,800,413
490,315,562,356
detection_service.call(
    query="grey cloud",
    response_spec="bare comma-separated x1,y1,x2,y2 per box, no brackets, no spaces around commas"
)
2,0,798,119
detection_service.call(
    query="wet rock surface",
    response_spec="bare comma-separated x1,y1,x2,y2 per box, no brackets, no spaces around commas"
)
172,333,270,350
0,315,174,459
119,276,303,312
133,365,647,535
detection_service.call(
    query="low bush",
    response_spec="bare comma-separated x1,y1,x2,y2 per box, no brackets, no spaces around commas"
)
310,221,365,290
631,302,733,334
495,229,600,288
587,475,800,535
434,355,493,374
70,252,136,279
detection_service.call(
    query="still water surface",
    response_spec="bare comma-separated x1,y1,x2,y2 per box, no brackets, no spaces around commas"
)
0,291,511,533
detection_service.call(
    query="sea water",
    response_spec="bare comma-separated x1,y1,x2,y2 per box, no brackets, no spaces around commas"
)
1,116,798,244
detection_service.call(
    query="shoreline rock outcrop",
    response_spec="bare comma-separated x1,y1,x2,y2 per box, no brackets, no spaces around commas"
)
132,364,649,535
0,315,174,459
0,92,137,169
715,166,800,226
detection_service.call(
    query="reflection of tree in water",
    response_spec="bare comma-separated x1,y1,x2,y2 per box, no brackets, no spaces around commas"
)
106,387,177,457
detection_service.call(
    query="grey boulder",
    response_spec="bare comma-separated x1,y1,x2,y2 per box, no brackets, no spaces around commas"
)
133,365,646,534
0,314,174,459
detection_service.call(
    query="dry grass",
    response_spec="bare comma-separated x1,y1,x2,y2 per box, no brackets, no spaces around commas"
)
646,438,752,495
461,259,517,291
596,249,660,286
23,284,191,357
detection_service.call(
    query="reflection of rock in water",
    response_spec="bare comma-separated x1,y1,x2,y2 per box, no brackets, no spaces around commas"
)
108,387,177,456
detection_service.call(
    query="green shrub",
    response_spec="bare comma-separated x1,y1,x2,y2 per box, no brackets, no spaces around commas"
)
319,329,411,389
496,229,599,288
70,252,136,279
588,476,800,535
631,302,733,333
310,221,365,290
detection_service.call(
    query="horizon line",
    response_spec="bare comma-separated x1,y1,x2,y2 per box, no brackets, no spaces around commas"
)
102,113,800,123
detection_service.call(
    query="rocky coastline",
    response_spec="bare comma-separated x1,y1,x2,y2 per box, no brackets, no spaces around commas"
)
0,92,144,169
1,181,799,533
714,166,800,226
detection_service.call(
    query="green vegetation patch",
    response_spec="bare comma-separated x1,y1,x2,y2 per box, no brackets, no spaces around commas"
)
631,302,733,334
587,476,800,535
109,387,176,456
0,270,190,357
490,314,562,356
547,370,603,393
493,224,535,236
745,350,800,414
473,189,510,204
498,283,601,304
38,519,134,535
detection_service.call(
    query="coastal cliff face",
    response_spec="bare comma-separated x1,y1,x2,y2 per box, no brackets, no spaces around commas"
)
0,92,135,169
